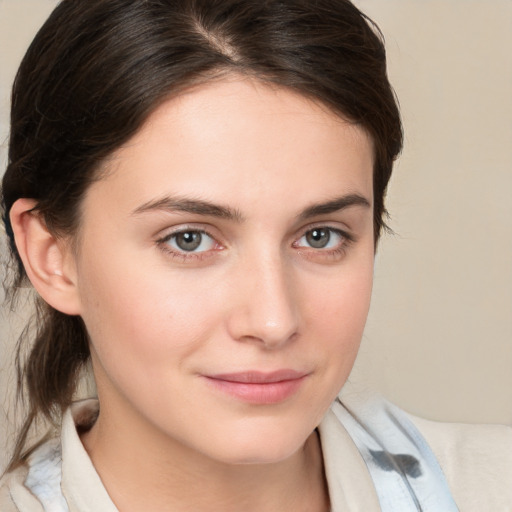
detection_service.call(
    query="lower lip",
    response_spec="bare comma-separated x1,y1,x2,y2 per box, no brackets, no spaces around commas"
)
204,376,307,404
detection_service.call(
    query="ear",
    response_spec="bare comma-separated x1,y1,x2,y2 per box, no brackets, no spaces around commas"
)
9,198,81,315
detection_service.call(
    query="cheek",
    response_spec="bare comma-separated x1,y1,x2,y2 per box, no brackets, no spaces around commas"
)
77,252,226,373
308,262,373,336
303,258,373,376
78,269,214,418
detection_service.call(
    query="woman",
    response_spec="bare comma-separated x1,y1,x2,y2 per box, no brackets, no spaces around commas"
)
1,1,511,511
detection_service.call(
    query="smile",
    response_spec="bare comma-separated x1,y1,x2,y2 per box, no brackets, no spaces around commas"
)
203,370,309,404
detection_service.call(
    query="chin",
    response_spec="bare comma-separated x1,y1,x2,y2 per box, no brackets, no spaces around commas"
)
203,421,316,466
218,443,305,466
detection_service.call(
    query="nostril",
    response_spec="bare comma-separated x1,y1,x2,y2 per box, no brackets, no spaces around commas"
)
226,298,299,348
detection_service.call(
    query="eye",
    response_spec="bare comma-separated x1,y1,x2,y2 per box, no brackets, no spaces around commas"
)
162,230,217,253
295,227,345,250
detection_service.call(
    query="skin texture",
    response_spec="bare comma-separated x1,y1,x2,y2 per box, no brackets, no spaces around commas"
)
12,77,375,511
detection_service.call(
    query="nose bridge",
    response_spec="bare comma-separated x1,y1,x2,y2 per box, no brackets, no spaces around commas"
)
228,247,299,348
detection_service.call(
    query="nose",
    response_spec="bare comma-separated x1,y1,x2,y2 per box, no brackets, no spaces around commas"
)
226,252,299,349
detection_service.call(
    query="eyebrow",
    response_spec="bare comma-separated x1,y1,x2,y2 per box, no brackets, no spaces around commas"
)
132,196,244,221
298,193,371,220
131,193,370,221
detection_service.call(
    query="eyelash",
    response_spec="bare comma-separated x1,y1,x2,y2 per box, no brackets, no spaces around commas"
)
156,225,355,262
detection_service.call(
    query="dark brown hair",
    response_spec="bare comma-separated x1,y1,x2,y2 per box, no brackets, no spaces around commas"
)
1,0,402,470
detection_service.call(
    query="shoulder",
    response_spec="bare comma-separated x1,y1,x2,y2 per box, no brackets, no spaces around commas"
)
1,400,106,512
408,411,512,510
0,464,44,512
0,417,75,512
329,389,512,511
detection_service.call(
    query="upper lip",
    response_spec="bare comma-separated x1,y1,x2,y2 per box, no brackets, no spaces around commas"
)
205,370,309,384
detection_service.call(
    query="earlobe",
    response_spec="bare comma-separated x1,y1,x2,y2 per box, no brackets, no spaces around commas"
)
9,198,82,315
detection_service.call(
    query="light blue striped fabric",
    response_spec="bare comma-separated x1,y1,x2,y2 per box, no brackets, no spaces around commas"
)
25,438,70,512
332,396,459,511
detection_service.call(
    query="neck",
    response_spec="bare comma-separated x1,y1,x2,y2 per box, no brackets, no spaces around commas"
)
81,401,329,512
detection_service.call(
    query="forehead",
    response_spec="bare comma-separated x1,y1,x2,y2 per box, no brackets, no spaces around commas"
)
89,77,374,217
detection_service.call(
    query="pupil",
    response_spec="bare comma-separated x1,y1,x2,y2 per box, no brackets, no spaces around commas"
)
176,231,201,251
306,229,330,248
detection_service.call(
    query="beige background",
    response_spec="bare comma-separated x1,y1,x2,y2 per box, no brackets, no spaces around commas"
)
1,0,511,469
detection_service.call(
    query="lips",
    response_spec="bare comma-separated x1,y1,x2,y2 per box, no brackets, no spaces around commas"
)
203,370,309,404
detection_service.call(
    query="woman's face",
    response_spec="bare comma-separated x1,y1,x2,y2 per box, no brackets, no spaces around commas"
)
71,77,375,464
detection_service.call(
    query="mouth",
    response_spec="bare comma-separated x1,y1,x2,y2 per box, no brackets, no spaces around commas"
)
203,370,309,404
